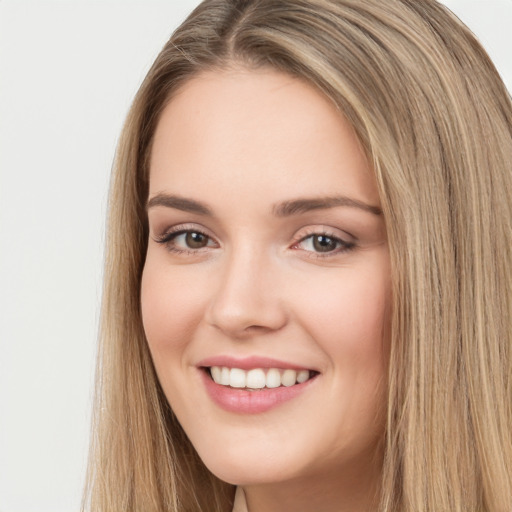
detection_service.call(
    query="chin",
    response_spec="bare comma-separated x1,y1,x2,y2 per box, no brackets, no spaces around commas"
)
199,450,302,487
187,425,307,485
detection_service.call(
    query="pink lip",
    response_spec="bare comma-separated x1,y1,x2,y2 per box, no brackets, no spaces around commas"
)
197,355,314,371
198,365,318,414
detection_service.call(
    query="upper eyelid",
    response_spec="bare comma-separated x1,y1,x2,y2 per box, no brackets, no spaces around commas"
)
296,232,345,244
292,225,356,243
153,223,216,240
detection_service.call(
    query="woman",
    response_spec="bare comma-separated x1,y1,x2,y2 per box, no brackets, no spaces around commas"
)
83,1,512,511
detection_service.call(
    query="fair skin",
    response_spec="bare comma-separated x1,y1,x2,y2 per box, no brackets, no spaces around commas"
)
141,67,391,512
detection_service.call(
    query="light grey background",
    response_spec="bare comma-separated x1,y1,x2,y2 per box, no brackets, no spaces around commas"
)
0,1,510,511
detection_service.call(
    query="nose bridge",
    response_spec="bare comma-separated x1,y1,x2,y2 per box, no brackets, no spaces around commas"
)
206,241,287,336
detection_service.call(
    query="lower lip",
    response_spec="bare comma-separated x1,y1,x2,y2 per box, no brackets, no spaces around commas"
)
200,370,317,414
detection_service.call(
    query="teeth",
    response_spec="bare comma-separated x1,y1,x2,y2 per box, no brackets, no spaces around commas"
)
209,366,312,389
281,369,297,387
246,369,266,389
211,366,222,383
297,370,309,383
266,368,281,388
230,368,246,388
220,367,230,385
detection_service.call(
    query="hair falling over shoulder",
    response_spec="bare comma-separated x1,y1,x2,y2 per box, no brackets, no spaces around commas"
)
82,1,512,510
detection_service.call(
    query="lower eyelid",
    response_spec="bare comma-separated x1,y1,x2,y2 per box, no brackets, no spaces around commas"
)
154,227,208,242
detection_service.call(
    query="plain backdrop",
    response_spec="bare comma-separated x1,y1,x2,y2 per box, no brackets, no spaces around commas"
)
0,1,511,511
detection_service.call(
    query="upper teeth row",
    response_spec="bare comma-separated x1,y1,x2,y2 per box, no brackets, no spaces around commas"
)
210,366,310,389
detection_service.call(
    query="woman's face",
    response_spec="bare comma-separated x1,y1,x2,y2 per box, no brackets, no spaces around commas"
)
141,68,391,494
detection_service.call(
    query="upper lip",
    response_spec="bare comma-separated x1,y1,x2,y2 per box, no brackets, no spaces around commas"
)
197,355,317,372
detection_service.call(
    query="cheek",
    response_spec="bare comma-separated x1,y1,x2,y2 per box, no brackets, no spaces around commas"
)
294,262,391,369
140,256,207,355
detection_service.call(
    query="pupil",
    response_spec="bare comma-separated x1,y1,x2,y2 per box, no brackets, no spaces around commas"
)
313,235,336,252
186,232,207,248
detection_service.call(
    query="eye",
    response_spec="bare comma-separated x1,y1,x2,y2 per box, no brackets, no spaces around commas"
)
177,231,210,249
154,228,217,253
294,233,355,255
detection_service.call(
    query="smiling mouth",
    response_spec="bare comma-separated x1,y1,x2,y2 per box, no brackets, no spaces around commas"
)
205,366,319,390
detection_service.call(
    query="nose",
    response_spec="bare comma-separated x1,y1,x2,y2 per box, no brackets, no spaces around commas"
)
205,246,288,338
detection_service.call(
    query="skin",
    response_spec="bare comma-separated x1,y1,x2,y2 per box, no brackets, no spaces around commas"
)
141,67,391,512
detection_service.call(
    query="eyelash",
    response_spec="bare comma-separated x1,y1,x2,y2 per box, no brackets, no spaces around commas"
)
154,226,356,258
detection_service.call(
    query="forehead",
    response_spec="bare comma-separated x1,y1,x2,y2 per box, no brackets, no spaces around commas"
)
149,68,379,208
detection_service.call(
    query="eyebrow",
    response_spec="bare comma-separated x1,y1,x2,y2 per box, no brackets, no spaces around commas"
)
146,193,382,217
147,193,212,215
272,196,382,216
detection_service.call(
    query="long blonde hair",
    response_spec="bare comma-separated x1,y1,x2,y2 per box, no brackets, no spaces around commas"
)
83,1,512,510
